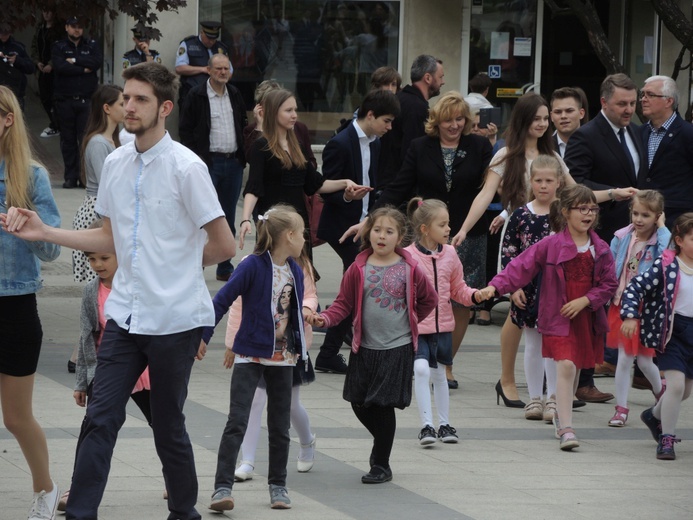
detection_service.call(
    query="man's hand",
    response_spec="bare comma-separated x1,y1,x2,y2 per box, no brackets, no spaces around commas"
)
196,340,207,360
74,391,87,407
344,185,372,202
339,221,365,243
0,207,46,240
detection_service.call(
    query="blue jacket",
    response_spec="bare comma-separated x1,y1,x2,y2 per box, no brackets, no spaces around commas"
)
201,252,307,360
620,249,679,352
610,224,671,282
1,163,61,295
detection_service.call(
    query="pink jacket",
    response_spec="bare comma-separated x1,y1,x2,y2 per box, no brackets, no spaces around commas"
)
490,228,617,337
404,243,477,334
320,247,438,353
225,256,319,351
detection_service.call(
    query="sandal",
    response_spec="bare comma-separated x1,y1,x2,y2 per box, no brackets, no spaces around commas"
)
524,398,544,420
543,396,557,423
608,405,629,427
558,427,580,451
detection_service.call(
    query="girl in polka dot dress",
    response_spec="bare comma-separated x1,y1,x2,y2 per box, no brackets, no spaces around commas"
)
621,213,693,460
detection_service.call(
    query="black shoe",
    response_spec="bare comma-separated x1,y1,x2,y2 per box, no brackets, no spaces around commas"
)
418,425,437,446
315,353,348,374
656,434,679,460
63,179,78,189
573,400,586,409
641,407,662,442
437,424,459,443
447,378,459,389
361,465,392,484
216,272,231,282
67,360,76,373
495,380,525,408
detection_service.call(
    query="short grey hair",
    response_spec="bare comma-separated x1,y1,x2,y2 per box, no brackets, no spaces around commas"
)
410,54,441,83
644,75,679,109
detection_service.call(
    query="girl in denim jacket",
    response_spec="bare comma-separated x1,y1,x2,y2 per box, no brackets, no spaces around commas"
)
0,86,61,519
481,186,618,451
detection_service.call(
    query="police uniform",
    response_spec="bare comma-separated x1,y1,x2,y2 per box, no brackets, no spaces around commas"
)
175,21,228,103
122,48,161,69
0,34,35,106
52,18,102,187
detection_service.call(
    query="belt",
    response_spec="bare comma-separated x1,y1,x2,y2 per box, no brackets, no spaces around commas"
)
209,151,237,159
55,95,87,101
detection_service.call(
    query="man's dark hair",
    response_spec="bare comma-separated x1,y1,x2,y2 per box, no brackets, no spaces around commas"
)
122,62,179,106
468,73,492,94
410,54,441,83
551,86,590,123
358,89,401,119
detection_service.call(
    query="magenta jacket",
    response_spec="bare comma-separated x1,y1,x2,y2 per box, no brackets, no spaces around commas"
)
489,228,617,337
320,247,438,353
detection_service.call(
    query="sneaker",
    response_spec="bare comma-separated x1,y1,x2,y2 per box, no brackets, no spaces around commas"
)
640,407,662,442
28,480,59,520
524,397,544,420
234,462,254,482
418,425,437,446
608,405,629,427
656,433,679,460
543,396,557,423
315,353,348,374
297,434,316,472
209,488,234,511
40,127,59,138
269,484,291,509
437,424,458,443
559,430,580,451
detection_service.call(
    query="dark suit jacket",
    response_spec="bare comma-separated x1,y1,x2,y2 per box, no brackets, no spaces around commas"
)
317,123,381,244
564,112,647,241
376,134,493,236
640,113,693,228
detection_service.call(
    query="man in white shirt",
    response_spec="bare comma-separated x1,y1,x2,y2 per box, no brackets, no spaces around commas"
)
1,62,235,520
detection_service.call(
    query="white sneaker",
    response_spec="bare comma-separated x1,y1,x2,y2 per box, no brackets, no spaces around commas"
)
40,127,59,138
28,480,59,520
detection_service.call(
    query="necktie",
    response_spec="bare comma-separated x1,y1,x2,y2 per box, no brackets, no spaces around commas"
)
618,127,636,177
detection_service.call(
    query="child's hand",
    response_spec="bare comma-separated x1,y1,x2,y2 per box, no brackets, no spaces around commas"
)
560,297,590,319
473,291,484,304
74,391,87,407
307,313,325,328
657,212,666,228
621,318,638,339
223,348,235,369
196,340,207,361
511,289,527,309
478,286,496,302
302,306,314,322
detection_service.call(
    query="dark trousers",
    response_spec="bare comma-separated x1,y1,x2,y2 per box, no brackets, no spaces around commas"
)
65,321,202,520
317,238,360,361
208,154,244,277
215,363,293,490
55,97,90,182
38,72,58,130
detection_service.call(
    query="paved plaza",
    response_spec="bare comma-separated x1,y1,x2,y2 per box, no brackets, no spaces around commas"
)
1,92,692,520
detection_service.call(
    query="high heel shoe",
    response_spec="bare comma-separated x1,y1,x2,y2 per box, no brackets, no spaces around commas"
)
495,380,525,408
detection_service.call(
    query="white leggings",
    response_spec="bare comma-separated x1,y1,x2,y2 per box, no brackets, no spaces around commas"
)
523,328,557,399
239,384,313,465
414,358,450,427
614,348,662,408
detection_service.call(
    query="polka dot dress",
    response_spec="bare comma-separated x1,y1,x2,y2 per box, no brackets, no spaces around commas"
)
72,195,98,283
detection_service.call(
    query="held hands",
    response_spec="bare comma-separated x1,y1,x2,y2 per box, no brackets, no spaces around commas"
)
511,289,527,310
560,296,590,319
0,207,45,240
344,184,372,202
74,391,87,407
305,312,326,328
238,220,252,250
477,286,496,302
621,318,638,339
489,214,506,235
223,348,236,369
196,340,207,361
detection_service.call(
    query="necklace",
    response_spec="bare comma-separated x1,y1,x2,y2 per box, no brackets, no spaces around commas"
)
678,256,693,275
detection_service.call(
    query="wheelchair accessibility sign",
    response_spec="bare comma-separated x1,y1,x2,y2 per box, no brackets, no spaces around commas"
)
488,65,501,79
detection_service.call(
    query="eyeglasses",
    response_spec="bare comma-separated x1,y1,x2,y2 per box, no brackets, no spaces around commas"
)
640,91,669,99
570,206,600,215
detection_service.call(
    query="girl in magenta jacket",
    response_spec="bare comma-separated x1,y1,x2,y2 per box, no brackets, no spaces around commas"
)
404,198,482,446
312,207,437,484
480,186,618,451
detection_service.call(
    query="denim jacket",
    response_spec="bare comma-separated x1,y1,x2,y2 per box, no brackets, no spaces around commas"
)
1,162,61,295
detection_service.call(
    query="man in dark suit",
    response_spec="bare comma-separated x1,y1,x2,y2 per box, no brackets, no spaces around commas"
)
564,73,645,242
550,87,588,158
314,90,400,373
639,75,693,227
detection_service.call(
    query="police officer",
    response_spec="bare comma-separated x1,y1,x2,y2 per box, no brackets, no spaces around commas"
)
52,16,102,188
175,21,228,105
0,22,36,109
122,27,161,69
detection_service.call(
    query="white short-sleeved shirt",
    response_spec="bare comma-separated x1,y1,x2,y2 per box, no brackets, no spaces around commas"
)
95,132,225,335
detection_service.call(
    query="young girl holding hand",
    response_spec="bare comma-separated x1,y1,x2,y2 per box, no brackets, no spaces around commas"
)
201,205,309,511
480,185,618,451
500,154,564,421
621,213,693,460
607,190,670,427
404,198,482,445
311,207,438,483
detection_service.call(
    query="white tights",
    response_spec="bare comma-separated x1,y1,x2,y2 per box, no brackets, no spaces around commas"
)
414,358,450,427
239,384,314,465
614,348,662,408
523,328,557,399
652,370,693,435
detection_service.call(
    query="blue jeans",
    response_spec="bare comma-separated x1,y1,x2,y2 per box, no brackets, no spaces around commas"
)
415,332,453,368
65,321,203,520
209,154,244,277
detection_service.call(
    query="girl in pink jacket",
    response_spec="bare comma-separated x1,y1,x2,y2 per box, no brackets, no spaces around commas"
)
405,198,482,446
